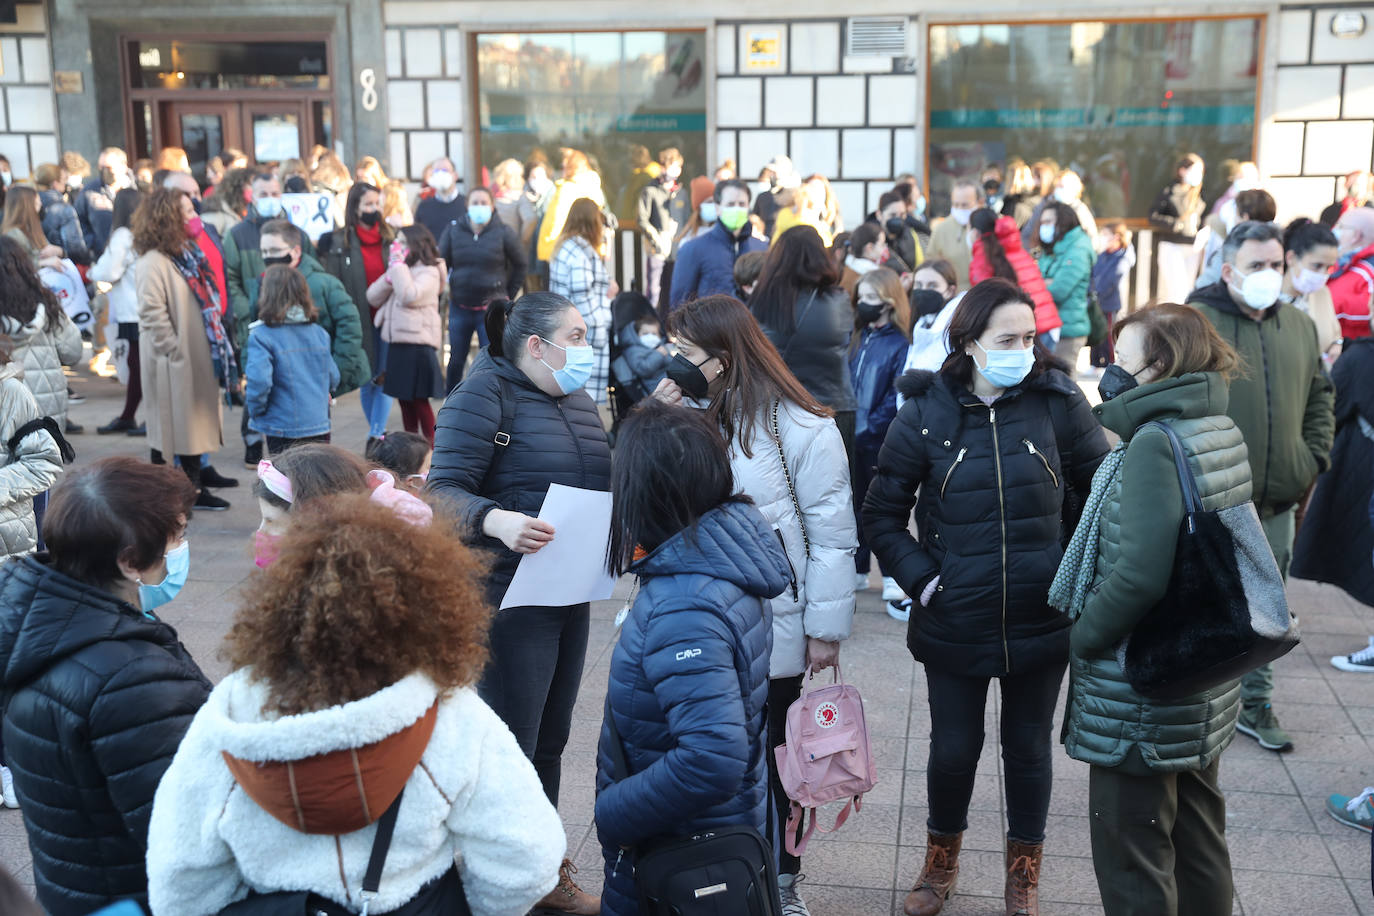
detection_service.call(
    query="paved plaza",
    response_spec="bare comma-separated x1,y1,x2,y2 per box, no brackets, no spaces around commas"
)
2,361,1372,915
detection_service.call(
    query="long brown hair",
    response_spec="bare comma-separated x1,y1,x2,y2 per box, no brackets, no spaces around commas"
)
400,223,439,267
1112,303,1240,381
556,196,605,259
670,294,831,458
750,224,840,335
852,267,911,354
343,181,394,245
1,186,46,250
0,235,62,332
131,188,189,258
257,264,318,326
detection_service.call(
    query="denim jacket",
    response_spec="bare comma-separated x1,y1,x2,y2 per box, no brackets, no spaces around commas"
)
245,310,340,438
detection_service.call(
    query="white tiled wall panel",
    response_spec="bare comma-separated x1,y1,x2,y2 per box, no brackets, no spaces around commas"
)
426,80,462,129
1311,7,1374,64
27,132,56,167
1269,176,1341,225
444,29,461,77
790,21,840,74
830,181,866,229
764,76,813,127
1274,66,1342,121
387,80,425,129
716,130,737,171
790,128,839,176
867,74,918,126
893,128,917,176
389,132,409,180
1302,120,1374,174
447,132,464,164
738,129,789,178
0,39,18,84
385,30,404,78
1265,121,1306,176
408,131,447,177
0,135,28,175
716,25,736,75
842,128,891,179
403,29,443,78
842,55,892,75
1277,10,1313,65
18,37,47,85
815,76,866,127
7,87,52,132
717,77,762,128
1343,64,1374,118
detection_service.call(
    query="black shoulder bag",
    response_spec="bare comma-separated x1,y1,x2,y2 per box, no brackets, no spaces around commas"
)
216,788,470,916
1118,422,1300,701
604,698,782,916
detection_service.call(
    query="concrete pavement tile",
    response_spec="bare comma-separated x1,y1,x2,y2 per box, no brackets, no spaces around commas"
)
1270,701,1360,734
1326,830,1374,881
1233,869,1362,916
1266,729,1373,763
557,783,596,828
864,767,908,808
1225,826,1341,876
1268,675,1340,704
1347,880,1374,915
904,771,1003,812
1220,755,1306,795
802,839,898,890
1224,790,1321,832
898,806,1003,849
806,800,901,846
1043,813,1094,859
0,808,28,836
1344,705,1374,738
777,882,893,915
0,831,32,871
896,847,1005,898
1048,776,1092,818
870,735,910,770
1328,676,1374,706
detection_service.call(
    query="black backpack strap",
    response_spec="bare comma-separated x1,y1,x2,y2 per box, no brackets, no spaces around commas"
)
8,417,74,464
360,787,405,914
479,375,519,495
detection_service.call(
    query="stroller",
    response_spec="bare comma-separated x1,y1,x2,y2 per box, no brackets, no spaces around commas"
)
608,290,661,436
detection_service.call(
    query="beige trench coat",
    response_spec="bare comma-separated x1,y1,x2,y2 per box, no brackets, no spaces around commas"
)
136,249,223,457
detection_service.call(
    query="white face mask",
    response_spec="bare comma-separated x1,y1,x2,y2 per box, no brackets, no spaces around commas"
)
1292,266,1329,296
1184,165,1204,187
1230,267,1284,311
950,207,973,227
428,170,455,192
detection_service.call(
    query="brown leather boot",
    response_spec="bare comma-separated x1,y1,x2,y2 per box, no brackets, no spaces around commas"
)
903,830,963,915
1005,839,1043,916
533,858,600,915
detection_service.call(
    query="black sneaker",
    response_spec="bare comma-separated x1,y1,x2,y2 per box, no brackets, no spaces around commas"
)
126,423,147,437
243,441,264,469
193,489,231,511
98,417,137,435
65,420,84,435
200,465,240,488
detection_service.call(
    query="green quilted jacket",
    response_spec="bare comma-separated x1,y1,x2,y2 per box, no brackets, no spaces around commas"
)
1063,372,1252,773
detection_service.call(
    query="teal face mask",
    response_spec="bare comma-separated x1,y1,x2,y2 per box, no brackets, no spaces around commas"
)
138,540,189,615
539,338,596,395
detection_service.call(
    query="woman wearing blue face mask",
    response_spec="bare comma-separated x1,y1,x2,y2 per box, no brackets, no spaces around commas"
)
863,279,1108,916
1034,201,1098,370
0,457,211,916
427,290,610,915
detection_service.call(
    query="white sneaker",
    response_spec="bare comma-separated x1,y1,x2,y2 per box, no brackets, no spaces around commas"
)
881,576,906,602
778,873,811,916
854,572,871,592
886,598,912,623
1,765,17,809
1332,636,1374,673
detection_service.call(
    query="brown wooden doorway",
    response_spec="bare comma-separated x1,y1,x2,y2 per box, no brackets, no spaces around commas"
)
159,100,313,178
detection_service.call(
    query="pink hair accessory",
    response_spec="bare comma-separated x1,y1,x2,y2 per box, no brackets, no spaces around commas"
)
367,469,433,526
256,460,293,503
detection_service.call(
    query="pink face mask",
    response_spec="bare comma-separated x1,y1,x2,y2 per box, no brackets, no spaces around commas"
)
253,530,282,569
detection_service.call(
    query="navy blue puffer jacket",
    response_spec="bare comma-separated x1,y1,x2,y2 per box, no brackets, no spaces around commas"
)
849,321,910,452
594,501,791,916
0,555,211,916
428,350,612,606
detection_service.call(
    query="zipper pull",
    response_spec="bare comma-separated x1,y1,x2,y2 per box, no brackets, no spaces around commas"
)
1024,439,1035,455
989,407,996,424
613,848,624,877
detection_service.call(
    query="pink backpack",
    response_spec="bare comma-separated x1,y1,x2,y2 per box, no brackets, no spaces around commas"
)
774,665,878,856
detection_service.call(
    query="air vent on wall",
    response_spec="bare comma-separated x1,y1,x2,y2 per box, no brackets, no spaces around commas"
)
846,17,909,57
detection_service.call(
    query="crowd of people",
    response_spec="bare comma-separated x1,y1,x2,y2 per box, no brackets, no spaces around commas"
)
0,137,1370,916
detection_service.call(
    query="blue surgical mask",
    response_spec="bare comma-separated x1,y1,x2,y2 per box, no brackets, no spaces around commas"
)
256,197,283,219
1039,223,1057,245
974,340,1035,390
137,540,189,615
639,333,663,350
539,337,596,395
699,201,718,223
467,204,492,225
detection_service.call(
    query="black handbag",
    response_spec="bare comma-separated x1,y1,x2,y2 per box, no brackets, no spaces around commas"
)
216,788,471,916
604,700,782,916
1118,422,1301,701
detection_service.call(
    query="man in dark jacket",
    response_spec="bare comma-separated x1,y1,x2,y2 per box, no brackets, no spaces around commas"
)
438,187,526,389
1187,220,1335,753
254,220,370,395
75,147,130,259
635,147,690,305
669,180,766,309
414,157,467,243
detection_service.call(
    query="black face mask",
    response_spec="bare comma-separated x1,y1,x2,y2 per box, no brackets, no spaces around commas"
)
884,217,906,240
1098,364,1144,402
262,254,294,267
856,301,886,325
359,210,381,227
666,353,712,400
910,288,946,318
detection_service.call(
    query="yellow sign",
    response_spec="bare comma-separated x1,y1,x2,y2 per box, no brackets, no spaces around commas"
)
745,29,782,71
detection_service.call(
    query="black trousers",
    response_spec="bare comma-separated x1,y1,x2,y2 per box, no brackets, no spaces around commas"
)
1089,757,1233,916
765,674,806,875
924,661,1066,843
477,602,590,806
266,434,330,455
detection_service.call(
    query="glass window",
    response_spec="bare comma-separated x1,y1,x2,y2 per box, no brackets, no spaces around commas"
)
179,113,223,179
476,31,707,222
252,112,302,162
129,40,330,91
927,18,1261,219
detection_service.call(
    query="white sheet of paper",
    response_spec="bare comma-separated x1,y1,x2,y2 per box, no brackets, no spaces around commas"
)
499,484,618,610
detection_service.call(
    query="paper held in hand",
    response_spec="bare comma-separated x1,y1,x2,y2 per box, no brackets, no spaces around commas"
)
499,484,618,610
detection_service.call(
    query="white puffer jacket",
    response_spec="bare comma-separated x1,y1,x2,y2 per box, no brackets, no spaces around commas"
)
0,363,62,556
1,304,83,425
89,226,140,324
711,398,857,678
147,671,565,916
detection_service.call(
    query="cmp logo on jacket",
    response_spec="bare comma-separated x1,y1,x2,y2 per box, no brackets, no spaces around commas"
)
815,702,839,728
676,648,702,661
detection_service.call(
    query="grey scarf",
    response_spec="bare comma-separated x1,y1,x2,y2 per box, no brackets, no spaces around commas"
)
1048,443,1127,621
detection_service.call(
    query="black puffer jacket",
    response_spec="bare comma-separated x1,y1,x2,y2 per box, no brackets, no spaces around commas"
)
438,212,526,310
0,555,211,916
428,351,612,605
862,367,1108,676
758,285,857,412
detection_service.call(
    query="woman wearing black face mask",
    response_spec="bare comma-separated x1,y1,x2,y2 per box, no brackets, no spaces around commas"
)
1050,303,1248,916
657,294,856,913
320,182,394,447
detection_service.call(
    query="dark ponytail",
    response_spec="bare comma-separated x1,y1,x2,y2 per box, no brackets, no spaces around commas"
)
485,291,577,361
970,207,1016,284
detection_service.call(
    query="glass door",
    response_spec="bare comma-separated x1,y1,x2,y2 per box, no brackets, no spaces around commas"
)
244,102,309,164
164,102,243,180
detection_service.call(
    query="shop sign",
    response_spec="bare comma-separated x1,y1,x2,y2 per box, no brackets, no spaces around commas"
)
745,28,783,71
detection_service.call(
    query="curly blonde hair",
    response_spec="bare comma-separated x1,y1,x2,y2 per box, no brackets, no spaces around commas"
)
226,493,490,716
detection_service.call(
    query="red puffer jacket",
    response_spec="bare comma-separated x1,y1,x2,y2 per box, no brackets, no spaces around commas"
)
1329,239,1374,340
971,215,1061,334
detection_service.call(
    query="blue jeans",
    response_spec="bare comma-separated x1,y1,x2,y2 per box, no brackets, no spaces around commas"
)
447,307,489,392
359,329,393,438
